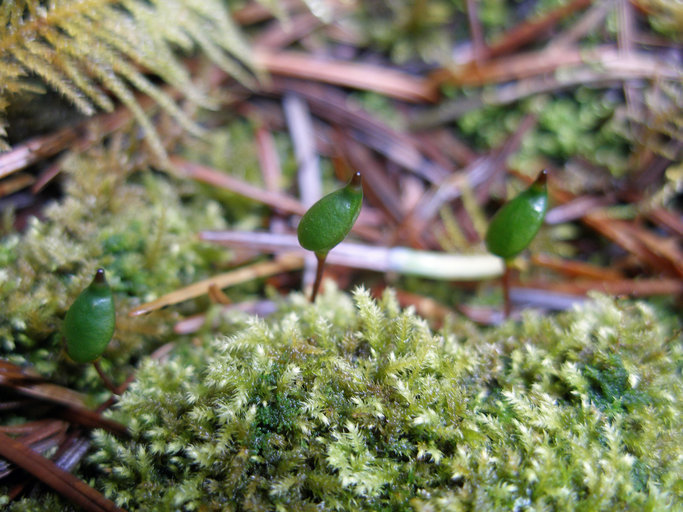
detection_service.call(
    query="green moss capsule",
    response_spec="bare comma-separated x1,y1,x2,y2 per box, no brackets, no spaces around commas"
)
297,172,363,257
485,170,548,260
63,268,115,363
297,172,363,302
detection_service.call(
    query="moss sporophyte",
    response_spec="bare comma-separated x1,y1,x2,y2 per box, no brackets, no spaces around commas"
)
64,269,115,364
297,171,363,302
485,170,548,318
63,268,121,394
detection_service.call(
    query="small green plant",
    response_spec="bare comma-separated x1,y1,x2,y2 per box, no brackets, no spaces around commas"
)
297,171,363,302
63,268,119,393
485,170,548,318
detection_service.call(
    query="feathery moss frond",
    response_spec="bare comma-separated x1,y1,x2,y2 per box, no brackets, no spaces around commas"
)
0,0,259,156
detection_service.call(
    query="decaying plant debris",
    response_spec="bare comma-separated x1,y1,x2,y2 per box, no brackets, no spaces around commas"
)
0,0,681,510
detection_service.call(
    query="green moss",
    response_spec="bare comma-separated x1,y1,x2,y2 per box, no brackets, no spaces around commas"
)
456,91,632,176
82,286,681,511
0,148,229,387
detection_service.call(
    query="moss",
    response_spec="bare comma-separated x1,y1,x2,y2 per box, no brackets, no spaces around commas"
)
0,147,230,388
456,90,632,176
82,286,681,511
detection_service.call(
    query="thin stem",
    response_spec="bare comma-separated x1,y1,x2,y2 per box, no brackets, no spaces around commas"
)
310,252,327,303
502,263,512,320
92,360,121,396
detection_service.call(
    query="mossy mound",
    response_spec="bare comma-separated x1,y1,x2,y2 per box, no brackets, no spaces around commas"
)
87,286,681,511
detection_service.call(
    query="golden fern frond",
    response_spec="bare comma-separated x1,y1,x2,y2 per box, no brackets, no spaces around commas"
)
0,0,260,158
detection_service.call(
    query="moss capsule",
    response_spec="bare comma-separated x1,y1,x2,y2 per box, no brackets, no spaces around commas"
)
63,268,115,363
485,170,548,260
297,171,363,257
297,172,363,302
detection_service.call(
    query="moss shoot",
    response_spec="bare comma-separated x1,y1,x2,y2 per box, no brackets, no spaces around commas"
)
85,285,681,511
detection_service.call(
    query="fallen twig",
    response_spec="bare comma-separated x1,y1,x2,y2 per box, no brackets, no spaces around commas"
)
535,278,683,297
271,79,450,183
531,254,622,281
199,230,504,280
0,431,125,512
128,253,304,316
255,49,437,103
430,45,682,88
171,156,307,215
484,0,593,59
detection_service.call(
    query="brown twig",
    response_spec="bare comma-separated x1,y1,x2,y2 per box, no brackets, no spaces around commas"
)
582,214,683,278
545,194,616,224
57,407,128,437
647,207,683,238
232,0,304,26
0,173,35,197
255,124,283,196
253,11,323,49
337,132,404,226
171,156,307,216
128,253,304,316
0,432,126,512
0,126,82,181
531,254,623,281
411,66,640,130
271,79,449,183
535,278,683,297
173,153,382,242
0,94,158,181
207,284,232,305
485,0,593,59
255,49,438,103
430,45,681,88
